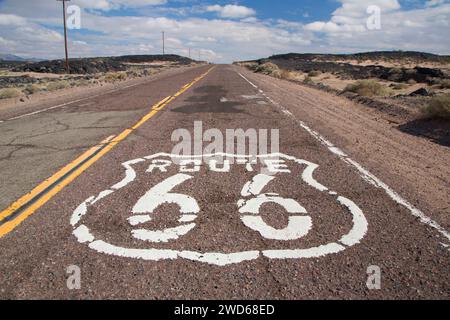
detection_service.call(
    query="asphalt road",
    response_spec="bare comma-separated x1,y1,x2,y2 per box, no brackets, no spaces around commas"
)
0,64,448,299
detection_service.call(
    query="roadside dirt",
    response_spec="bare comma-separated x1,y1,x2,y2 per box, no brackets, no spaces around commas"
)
238,66,450,231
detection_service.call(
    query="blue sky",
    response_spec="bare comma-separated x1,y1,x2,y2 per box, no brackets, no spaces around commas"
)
90,0,340,21
0,0,449,62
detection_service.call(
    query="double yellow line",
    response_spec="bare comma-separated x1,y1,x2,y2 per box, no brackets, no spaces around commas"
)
0,67,214,238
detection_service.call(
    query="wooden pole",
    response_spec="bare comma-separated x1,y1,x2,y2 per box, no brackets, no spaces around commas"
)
57,0,70,73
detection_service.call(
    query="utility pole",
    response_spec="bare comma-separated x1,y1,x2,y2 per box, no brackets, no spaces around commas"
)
162,31,165,55
57,0,70,73
188,48,191,59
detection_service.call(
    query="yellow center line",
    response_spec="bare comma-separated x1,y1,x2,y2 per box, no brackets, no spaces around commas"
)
0,66,215,238
0,135,115,223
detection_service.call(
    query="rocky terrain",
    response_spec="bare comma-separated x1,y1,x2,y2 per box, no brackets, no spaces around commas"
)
267,51,450,65
10,54,196,75
242,52,450,85
237,51,450,113
236,51,450,146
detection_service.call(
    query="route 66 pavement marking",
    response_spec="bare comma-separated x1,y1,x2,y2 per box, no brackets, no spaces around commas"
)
71,153,368,266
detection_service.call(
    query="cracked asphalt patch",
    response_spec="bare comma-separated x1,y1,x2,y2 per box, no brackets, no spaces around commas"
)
0,66,211,212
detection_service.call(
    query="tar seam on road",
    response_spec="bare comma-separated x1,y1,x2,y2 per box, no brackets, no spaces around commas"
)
0,67,215,238
0,135,115,225
237,71,450,248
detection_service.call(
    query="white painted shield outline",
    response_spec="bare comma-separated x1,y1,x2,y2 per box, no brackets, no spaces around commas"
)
71,153,368,266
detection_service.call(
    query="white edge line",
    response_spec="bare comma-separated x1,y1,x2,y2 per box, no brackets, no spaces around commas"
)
237,71,450,247
238,72,258,88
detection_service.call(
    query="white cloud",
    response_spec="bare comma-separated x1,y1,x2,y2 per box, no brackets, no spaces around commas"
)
206,5,256,19
305,0,400,33
0,14,27,26
304,0,450,54
0,36,14,46
190,36,217,43
75,0,167,11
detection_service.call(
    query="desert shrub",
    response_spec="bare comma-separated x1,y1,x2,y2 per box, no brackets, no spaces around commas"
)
280,69,296,80
118,72,127,80
254,63,281,77
421,93,450,119
245,63,259,72
391,83,408,90
74,79,90,87
308,70,321,77
386,67,404,81
303,76,314,85
344,80,392,97
46,81,70,91
23,84,41,95
439,79,450,89
105,72,127,82
389,67,403,74
0,88,22,99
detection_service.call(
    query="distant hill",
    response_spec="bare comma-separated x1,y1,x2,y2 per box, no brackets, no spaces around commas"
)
266,51,450,64
0,54,27,62
0,54,42,62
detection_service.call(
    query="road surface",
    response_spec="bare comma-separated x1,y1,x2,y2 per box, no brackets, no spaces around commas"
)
0,64,448,299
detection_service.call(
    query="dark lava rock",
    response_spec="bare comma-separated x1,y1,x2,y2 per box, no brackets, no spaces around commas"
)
12,54,196,75
409,88,430,96
0,76,38,88
244,52,450,85
267,58,447,84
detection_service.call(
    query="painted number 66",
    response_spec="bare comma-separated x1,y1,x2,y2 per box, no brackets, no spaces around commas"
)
129,173,311,243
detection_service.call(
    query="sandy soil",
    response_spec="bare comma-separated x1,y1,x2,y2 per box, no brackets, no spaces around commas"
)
329,59,450,71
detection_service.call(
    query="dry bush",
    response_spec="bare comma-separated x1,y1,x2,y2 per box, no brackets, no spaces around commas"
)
303,76,314,85
308,70,321,77
46,81,70,91
439,79,450,89
421,93,450,119
344,80,392,97
0,88,22,99
391,83,409,90
254,63,281,77
280,69,296,80
105,72,127,82
23,84,41,95
74,79,90,87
